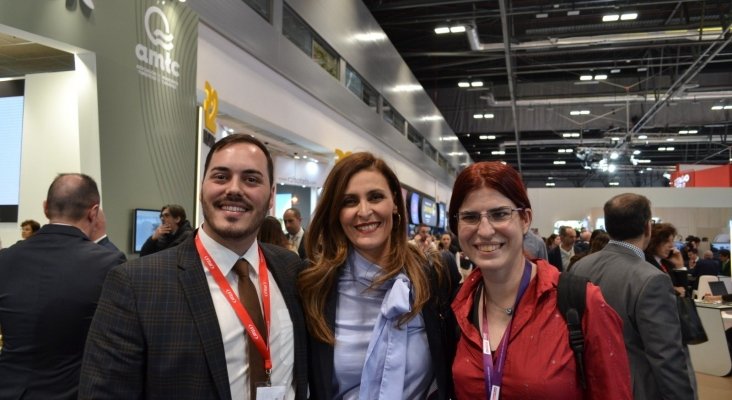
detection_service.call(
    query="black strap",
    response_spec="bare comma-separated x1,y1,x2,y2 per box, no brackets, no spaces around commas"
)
557,273,588,390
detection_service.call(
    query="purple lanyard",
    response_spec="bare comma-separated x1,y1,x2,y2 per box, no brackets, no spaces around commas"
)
481,259,532,400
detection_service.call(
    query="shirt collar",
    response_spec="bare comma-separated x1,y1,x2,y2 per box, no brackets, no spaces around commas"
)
608,239,645,259
197,226,260,276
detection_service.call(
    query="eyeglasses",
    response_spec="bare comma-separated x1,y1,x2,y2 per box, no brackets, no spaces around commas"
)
456,207,524,226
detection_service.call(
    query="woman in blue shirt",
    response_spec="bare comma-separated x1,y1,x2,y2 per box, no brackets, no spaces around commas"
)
298,152,456,399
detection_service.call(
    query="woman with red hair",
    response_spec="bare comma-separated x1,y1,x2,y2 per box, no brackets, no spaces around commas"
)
449,161,630,399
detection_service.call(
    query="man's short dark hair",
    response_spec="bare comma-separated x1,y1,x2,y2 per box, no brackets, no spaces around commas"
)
163,204,187,227
285,208,302,219
46,173,100,221
203,134,274,186
20,219,41,233
603,193,651,241
720,249,730,258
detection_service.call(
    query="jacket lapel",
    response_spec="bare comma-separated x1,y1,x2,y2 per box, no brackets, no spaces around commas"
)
177,238,232,400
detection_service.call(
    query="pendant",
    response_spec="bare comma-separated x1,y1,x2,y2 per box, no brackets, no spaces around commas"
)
504,307,513,316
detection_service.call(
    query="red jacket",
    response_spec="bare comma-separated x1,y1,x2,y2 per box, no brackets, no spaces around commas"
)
452,259,631,400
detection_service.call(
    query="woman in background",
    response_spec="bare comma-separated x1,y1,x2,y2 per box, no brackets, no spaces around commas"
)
450,161,630,399
299,152,455,399
258,215,296,253
20,219,40,240
644,222,698,399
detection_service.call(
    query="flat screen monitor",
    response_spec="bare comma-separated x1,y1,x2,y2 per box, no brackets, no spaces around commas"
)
420,197,437,227
408,192,421,225
437,202,446,229
132,208,160,253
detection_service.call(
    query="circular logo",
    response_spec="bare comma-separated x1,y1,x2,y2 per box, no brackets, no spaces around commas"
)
145,6,174,51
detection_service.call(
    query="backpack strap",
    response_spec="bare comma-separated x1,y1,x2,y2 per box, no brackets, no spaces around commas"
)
557,273,588,390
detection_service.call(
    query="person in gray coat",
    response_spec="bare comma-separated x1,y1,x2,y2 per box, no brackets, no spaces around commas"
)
569,193,694,400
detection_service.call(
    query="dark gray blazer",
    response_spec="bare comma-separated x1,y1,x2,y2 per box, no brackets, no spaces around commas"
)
79,236,308,399
0,224,126,400
570,242,694,400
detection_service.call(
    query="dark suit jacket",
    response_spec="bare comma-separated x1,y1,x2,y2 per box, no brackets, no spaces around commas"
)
547,244,582,272
0,224,126,400
97,235,127,262
306,261,456,399
692,259,721,278
78,236,308,399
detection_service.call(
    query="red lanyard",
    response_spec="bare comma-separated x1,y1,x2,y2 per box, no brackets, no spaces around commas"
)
194,234,272,373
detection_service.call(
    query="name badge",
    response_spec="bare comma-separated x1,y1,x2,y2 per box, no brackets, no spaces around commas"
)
256,385,287,400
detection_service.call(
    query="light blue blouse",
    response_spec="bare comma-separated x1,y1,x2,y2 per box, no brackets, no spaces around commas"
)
332,250,433,399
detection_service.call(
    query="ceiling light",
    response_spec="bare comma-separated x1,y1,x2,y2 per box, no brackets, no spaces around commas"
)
434,26,450,34
579,75,593,81
393,84,422,92
570,111,580,115
637,67,647,72
450,25,466,33
678,130,688,134
567,10,580,16
725,105,732,110
479,135,496,140
447,152,465,156
687,130,698,134
610,69,621,73
610,151,619,160
473,114,484,119
553,160,566,165
439,136,457,140
603,14,620,22
562,132,580,138
470,80,484,87
421,115,443,121
483,113,494,119
611,137,621,141
558,148,574,153
636,159,651,164
458,81,470,88
594,74,608,80
536,13,548,18
545,182,556,187
646,167,653,171
633,150,641,155
711,105,724,110
609,182,620,186
354,32,387,42
666,138,675,142
621,12,638,21
608,164,617,173
638,134,648,139
491,150,505,155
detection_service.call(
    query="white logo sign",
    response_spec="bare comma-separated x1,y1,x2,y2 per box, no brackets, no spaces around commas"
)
135,6,180,88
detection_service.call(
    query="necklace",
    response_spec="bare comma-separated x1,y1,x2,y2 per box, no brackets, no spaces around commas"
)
484,288,514,316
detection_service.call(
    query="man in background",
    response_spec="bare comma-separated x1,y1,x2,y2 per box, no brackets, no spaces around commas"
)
139,204,193,256
570,193,693,400
547,225,580,272
410,223,437,253
283,207,306,259
0,173,126,399
720,249,730,277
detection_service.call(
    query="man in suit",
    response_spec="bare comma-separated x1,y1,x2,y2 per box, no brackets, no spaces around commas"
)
570,193,693,400
92,207,126,262
720,249,731,277
692,250,721,280
547,225,580,272
79,134,308,400
283,207,306,259
0,173,126,399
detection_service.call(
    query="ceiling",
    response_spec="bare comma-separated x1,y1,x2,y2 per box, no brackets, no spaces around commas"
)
0,32,74,77
363,0,732,187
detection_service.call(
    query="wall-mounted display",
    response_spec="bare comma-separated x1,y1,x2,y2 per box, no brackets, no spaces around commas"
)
420,196,437,227
437,202,446,230
408,192,421,225
132,209,160,253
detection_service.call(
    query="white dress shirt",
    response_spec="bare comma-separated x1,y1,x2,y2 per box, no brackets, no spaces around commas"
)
288,228,304,252
197,228,295,400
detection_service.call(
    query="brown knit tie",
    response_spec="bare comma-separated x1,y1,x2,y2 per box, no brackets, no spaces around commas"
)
233,259,268,398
